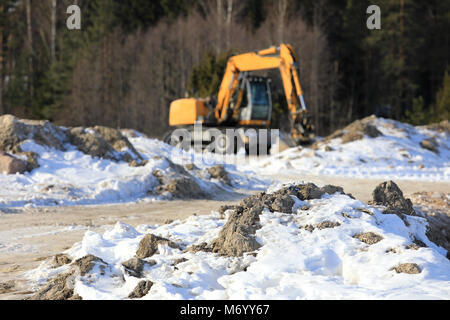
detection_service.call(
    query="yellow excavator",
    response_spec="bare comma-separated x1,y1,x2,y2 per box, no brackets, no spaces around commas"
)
165,44,314,154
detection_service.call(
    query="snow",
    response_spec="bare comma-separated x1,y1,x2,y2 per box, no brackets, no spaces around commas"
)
0,133,268,210
241,118,450,182
27,188,450,300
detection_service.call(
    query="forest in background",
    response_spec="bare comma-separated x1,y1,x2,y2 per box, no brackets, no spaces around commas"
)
0,0,448,137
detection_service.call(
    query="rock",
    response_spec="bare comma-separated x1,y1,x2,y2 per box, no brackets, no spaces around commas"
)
353,232,383,245
420,138,439,153
391,263,421,274
52,254,72,267
122,257,156,278
128,280,153,299
324,145,333,152
0,152,27,174
316,221,341,230
72,254,108,276
136,234,179,259
372,181,416,216
207,164,231,184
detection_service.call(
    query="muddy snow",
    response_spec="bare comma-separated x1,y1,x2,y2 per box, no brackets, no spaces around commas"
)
249,116,450,181
26,182,450,300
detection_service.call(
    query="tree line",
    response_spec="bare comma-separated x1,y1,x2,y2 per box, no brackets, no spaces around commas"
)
0,0,448,137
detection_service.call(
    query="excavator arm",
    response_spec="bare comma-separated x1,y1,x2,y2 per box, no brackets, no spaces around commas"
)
215,44,311,143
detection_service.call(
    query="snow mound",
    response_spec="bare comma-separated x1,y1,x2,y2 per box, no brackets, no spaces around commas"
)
256,116,450,181
28,182,450,300
0,117,269,209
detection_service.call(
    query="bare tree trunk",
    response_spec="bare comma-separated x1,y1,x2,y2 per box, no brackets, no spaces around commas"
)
277,0,288,43
51,0,57,60
26,0,33,97
225,0,233,48
216,0,223,53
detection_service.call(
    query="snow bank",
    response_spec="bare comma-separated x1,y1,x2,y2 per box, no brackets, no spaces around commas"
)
0,131,268,210
252,117,450,181
28,183,450,300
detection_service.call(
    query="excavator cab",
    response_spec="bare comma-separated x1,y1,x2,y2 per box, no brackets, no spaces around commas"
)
238,76,272,124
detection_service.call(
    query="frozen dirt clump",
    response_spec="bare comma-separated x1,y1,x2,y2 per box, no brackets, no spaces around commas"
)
152,159,210,199
66,127,143,163
391,263,421,274
372,180,416,216
207,164,231,185
210,183,346,257
30,254,107,300
156,177,206,199
136,234,179,259
354,232,384,245
128,280,153,299
72,254,109,276
122,258,156,278
52,254,72,267
29,271,79,300
420,138,439,154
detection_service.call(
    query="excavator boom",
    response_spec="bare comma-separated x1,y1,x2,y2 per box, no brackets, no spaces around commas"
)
167,44,314,152
215,44,311,143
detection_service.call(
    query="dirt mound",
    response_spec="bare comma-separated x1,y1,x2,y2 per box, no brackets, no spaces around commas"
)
30,254,108,300
423,120,450,133
122,258,156,278
372,181,416,216
0,114,65,153
136,234,179,259
0,115,67,171
0,115,144,169
152,159,214,199
311,115,383,149
66,126,142,163
128,280,153,299
210,183,346,257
